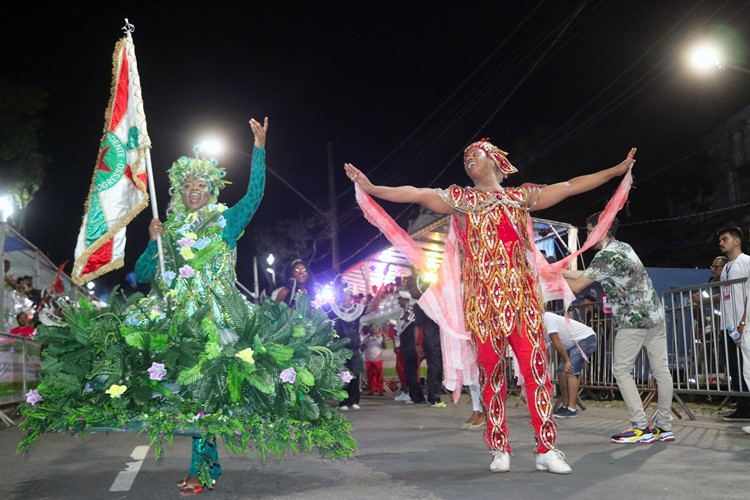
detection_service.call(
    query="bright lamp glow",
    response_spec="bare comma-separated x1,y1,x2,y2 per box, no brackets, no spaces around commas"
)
319,284,335,303
0,195,13,221
688,43,721,72
380,249,394,261
266,254,275,266
199,137,225,157
422,271,438,283
426,256,440,271
86,281,95,290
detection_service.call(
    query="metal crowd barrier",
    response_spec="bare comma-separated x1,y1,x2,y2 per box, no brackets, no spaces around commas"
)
0,331,41,426
546,277,750,419
662,277,749,399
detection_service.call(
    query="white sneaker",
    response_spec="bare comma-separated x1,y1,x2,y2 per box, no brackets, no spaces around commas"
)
339,405,349,411
743,425,750,435
395,393,410,402
351,404,361,410
489,451,510,472
535,449,572,474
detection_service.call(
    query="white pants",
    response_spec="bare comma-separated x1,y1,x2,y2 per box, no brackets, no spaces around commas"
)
742,333,750,391
612,323,673,430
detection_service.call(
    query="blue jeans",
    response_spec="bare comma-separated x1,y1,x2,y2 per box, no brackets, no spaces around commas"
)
557,335,597,375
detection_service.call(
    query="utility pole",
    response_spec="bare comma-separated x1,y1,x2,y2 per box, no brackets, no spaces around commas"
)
327,142,340,273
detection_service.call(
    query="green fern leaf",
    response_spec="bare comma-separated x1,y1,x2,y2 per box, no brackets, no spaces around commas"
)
265,343,294,363
246,371,274,394
177,364,203,385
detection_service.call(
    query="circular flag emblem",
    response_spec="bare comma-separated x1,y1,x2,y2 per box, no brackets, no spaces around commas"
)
94,131,128,192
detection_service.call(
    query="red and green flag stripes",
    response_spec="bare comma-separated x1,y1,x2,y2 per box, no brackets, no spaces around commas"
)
73,33,150,285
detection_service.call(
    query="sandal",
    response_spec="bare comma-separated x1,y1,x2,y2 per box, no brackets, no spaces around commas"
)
179,484,204,496
178,476,205,496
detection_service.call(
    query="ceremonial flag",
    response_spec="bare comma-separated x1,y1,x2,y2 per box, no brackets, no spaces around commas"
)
72,33,151,285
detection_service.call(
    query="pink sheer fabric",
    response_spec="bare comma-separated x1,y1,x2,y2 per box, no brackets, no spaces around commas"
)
355,186,477,401
417,218,479,398
354,185,427,270
526,168,634,310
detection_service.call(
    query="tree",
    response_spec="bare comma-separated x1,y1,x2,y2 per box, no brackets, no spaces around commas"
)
0,78,49,232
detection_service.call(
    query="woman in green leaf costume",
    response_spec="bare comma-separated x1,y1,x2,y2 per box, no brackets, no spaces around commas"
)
18,118,356,496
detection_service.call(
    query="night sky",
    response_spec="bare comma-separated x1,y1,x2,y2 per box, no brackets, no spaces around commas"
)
4,1,750,293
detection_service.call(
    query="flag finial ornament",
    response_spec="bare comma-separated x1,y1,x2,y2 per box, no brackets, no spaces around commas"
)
122,19,135,34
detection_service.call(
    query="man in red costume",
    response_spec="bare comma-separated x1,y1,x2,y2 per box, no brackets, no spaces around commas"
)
345,140,634,474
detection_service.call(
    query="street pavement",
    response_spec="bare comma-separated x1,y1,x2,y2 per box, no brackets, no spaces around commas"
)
3,393,750,499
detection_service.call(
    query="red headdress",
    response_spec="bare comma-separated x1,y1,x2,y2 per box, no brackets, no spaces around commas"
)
464,138,517,176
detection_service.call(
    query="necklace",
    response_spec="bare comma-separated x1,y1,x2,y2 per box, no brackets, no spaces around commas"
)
724,257,736,279
330,302,364,322
462,188,527,214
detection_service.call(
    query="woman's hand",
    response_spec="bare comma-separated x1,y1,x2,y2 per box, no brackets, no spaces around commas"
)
611,147,637,176
250,117,269,148
563,361,574,373
148,218,164,241
344,163,374,193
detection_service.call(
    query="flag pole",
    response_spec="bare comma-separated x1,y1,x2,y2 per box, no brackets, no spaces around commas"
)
145,150,166,277
122,19,165,278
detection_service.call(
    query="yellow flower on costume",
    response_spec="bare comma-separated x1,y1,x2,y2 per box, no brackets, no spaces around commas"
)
235,348,255,365
184,231,198,240
180,247,195,260
106,384,127,398
217,204,227,212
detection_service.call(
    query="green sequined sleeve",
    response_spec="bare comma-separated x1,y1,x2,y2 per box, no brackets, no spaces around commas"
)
222,146,266,249
135,239,158,284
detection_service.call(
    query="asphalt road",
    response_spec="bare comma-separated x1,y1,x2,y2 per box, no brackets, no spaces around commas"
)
3,393,749,499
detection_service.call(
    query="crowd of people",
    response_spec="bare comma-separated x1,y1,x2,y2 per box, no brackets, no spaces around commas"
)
324,276,446,411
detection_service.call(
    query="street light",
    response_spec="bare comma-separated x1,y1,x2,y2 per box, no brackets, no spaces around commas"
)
687,41,750,75
265,254,276,286
197,137,225,157
688,42,722,73
86,281,95,295
0,195,14,222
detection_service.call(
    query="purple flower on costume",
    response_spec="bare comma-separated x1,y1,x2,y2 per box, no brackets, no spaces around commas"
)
339,371,353,384
177,237,195,248
179,265,195,279
280,367,297,384
25,389,42,406
83,383,93,394
197,410,205,419
148,362,167,381
163,271,177,285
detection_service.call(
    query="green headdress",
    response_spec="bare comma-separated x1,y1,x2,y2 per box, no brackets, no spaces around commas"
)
167,145,231,214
